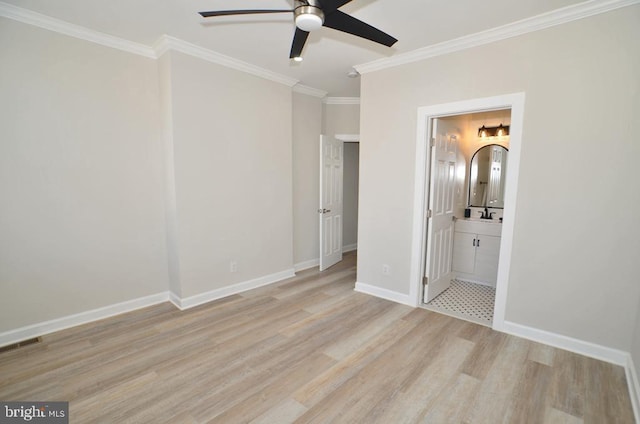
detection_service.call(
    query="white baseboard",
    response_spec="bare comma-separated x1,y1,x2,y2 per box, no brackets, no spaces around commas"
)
0,269,297,346
342,243,358,253
172,268,296,310
294,258,319,273
168,291,182,310
626,353,640,424
501,320,628,366
354,281,412,306
0,292,169,348
295,247,357,273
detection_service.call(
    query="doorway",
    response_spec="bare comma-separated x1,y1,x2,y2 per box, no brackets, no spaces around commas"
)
409,93,525,332
318,134,359,271
423,111,511,326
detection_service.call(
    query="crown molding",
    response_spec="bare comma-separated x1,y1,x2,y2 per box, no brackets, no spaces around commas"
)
355,0,640,74
292,84,327,99
0,1,155,58
323,97,360,105
153,35,299,87
0,3,299,87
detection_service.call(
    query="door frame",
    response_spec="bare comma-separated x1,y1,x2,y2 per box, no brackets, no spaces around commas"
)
409,93,525,332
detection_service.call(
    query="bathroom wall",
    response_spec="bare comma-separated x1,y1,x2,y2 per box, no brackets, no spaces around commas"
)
441,110,511,220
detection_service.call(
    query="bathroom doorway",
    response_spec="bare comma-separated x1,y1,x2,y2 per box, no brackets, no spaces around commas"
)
409,93,525,332
423,111,510,326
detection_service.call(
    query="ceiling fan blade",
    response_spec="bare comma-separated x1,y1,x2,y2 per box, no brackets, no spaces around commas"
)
290,28,310,58
316,0,353,14
199,9,292,18
323,10,397,47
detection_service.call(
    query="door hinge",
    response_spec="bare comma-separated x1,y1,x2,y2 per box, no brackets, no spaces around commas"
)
423,276,428,286
427,209,432,218
430,137,435,147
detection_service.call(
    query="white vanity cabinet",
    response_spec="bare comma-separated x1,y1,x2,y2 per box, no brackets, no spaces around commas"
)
452,219,502,286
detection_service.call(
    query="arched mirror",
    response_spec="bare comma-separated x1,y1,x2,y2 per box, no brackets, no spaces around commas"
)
469,144,508,208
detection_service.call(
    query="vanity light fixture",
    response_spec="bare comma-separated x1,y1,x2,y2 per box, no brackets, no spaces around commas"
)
478,123,510,137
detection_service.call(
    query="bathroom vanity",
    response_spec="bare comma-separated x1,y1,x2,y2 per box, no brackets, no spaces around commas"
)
452,219,502,286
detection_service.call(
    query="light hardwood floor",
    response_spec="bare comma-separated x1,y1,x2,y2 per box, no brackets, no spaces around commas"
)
0,252,634,423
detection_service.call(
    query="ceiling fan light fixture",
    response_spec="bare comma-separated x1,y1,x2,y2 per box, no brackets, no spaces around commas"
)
293,56,303,62
294,6,324,32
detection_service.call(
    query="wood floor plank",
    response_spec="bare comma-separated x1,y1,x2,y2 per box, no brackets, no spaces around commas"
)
369,334,475,423
463,336,532,424
548,348,587,418
322,302,412,360
507,360,553,424
293,317,418,407
545,407,584,424
420,373,481,423
459,324,508,380
584,357,635,423
0,252,635,423
249,398,308,424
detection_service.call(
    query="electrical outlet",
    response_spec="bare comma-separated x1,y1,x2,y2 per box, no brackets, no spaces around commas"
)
230,260,238,273
382,264,391,276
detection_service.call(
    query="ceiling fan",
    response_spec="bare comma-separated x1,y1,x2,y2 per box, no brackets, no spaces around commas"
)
199,0,398,60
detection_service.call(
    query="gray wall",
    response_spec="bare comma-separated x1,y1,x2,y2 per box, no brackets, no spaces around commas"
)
358,6,640,351
323,103,360,136
166,51,294,298
0,18,169,331
343,143,360,249
0,17,295,330
292,93,323,266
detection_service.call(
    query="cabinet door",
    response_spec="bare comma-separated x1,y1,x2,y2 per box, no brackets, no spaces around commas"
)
474,235,501,283
452,232,476,274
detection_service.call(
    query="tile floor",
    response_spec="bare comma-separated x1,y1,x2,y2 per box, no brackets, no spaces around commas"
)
423,279,496,327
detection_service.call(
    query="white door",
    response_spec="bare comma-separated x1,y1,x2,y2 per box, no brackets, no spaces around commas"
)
319,135,343,271
424,119,457,303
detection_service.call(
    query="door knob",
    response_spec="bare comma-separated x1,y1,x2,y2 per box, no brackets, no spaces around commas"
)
317,208,331,214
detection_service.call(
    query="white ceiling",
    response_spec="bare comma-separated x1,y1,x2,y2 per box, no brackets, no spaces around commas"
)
3,0,587,96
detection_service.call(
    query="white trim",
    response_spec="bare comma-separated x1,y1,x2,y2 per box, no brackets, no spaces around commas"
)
172,268,296,310
0,292,169,348
293,84,328,99
354,282,412,306
355,0,640,74
323,97,360,105
502,320,628,365
334,134,360,142
409,93,526,324
168,291,182,310
0,2,156,58
294,258,320,272
626,353,640,424
153,35,298,87
0,4,301,88
342,243,358,253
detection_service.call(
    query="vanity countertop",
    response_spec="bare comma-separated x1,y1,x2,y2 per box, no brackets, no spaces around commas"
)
455,218,503,237
457,217,502,224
